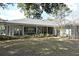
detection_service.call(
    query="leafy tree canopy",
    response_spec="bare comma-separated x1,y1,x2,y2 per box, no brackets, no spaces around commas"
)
0,3,13,9
18,3,71,19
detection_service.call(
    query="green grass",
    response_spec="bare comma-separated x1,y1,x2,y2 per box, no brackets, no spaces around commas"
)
0,37,79,56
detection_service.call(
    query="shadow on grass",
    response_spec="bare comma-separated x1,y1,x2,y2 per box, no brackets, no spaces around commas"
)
0,38,79,56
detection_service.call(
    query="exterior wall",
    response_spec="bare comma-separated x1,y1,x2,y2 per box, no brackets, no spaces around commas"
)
0,24,5,35
0,23,58,36
60,29,71,37
14,26,55,36
71,26,79,39
60,29,65,36
76,26,79,39
71,26,75,39
63,25,79,39
48,27,53,34
37,26,42,34
65,29,71,36
24,26,36,35
5,25,15,36
59,25,72,37
3,23,79,39
14,25,24,36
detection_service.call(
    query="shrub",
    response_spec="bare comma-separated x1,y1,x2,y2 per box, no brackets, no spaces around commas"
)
21,35,32,39
0,35,17,41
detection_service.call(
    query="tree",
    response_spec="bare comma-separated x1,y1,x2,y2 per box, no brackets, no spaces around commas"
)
18,3,71,19
51,3,72,36
50,3,71,25
0,3,13,9
18,3,42,19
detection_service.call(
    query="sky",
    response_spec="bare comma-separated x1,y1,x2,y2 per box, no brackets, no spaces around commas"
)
0,4,26,20
65,3,79,20
0,3,79,20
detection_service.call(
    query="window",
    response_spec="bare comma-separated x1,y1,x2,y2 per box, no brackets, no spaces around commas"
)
0,25,5,35
24,27,36,34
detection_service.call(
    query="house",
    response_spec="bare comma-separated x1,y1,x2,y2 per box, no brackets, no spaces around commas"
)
0,18,79,39
66,19,79,39
58,18,79,39
0,18,60,36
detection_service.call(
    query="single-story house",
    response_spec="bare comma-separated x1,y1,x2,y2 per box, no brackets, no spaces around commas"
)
0,18,60,36
65,19,79,39
0,18,79,39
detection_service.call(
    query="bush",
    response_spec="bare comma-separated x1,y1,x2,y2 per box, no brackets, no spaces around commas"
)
0,35,17,41
0,35,33,41
0,34,58,41
21,35,32,39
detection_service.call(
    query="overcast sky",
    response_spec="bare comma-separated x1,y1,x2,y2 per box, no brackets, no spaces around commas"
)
65,3,79,20
0,3,79,20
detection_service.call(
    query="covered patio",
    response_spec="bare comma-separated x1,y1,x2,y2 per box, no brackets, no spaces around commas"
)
0,18,59,36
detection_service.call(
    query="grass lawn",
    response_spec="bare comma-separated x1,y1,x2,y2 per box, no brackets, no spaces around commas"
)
0,37,79,56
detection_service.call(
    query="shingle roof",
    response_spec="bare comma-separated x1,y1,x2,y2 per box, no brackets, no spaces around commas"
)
0,18,72,27
0,19,7,23
64,18,79,26
4,18,60,27
71,18,79,25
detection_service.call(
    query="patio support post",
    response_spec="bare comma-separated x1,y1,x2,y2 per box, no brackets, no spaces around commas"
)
8,26,13,36
5,25,8,35
42,27,44,34
47,27,48,35
8,26,11,36
36,26,38,34
54,27,57,36
42,27,45,35
12,26,14,36
41,27,42,34
22,25,24,36
52,27,53,35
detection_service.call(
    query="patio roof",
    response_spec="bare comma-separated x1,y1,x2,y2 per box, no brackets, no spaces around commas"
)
0,18,60,27
0,18,72,27
71,18,79,25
